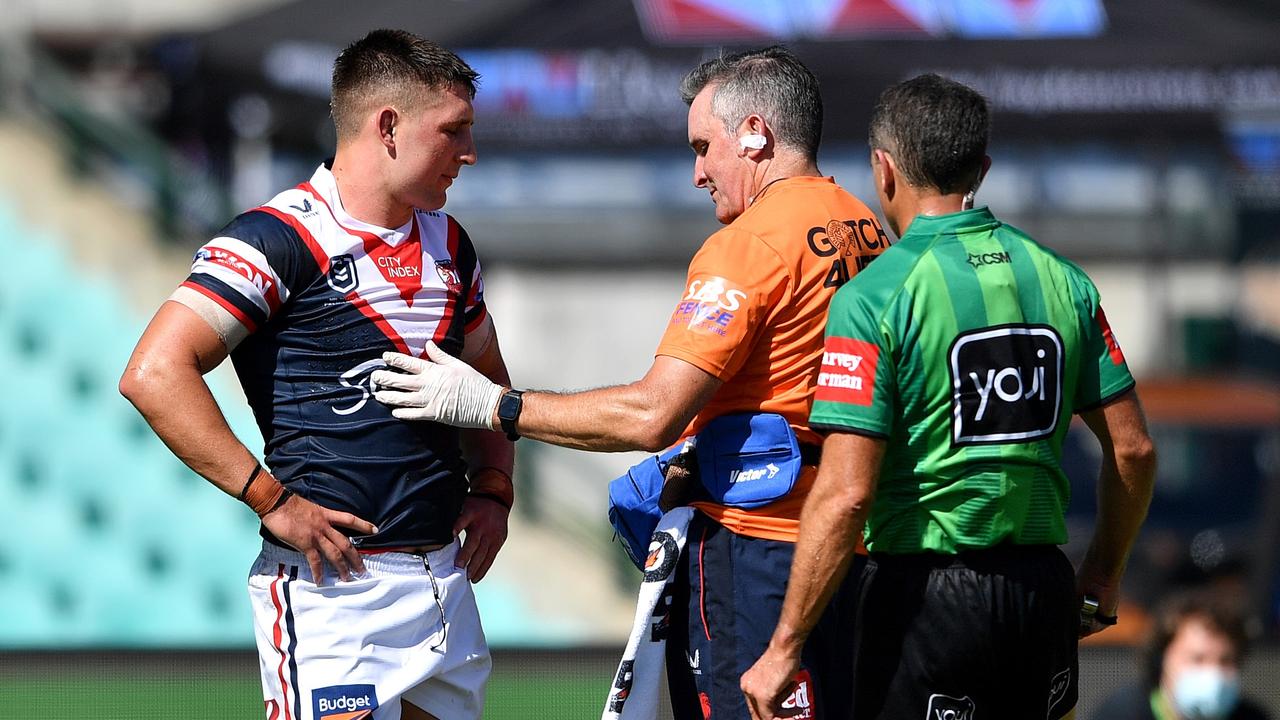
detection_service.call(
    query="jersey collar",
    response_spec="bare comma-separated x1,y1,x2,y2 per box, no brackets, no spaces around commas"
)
901,206,1000,238
309,163,415,246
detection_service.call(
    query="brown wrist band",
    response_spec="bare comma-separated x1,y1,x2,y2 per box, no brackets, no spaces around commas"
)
469,467,514,510
241,466,289,516
469,491,512,511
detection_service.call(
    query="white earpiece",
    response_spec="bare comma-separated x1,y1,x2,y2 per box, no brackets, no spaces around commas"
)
739,133,767,150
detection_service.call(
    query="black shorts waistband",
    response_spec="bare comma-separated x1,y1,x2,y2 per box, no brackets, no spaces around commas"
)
869,542,1063,569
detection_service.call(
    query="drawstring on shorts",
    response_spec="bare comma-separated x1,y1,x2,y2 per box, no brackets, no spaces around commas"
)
419,553,448,651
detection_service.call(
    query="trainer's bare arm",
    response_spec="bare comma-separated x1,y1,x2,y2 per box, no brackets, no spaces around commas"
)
374,350,724,453
1075,389,1157,637
119,301,376,584
513,356,723,452
453,315,515,582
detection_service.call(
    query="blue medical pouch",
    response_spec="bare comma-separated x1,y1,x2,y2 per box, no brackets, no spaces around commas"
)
607,443,685,570
606,412,801,568
695,412,801,509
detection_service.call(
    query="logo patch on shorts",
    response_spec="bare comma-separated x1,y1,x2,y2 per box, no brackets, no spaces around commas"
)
1047,667,1072,716
926,693,975,720
949,324,1063,445
815,336,878,406
779,668,816,718
312,684,378,720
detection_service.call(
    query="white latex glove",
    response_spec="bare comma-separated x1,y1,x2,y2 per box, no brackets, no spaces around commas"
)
371,343,503,430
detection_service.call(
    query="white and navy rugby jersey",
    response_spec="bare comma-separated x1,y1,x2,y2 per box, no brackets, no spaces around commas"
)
182,163,487,549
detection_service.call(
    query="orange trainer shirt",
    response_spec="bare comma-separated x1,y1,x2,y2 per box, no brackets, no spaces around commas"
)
655,175,889,542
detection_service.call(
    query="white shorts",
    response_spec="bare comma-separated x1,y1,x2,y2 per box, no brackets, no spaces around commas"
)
247,539,491,720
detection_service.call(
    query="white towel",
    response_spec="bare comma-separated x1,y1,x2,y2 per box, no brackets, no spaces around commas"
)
603,506,695,720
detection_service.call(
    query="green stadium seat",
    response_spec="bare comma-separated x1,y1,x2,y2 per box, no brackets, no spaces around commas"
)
0,208,258,647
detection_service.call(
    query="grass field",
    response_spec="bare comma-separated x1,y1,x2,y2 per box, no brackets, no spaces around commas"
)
0,650,640,719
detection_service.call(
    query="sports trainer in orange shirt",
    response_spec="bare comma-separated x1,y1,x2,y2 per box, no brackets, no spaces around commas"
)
371,47,888,719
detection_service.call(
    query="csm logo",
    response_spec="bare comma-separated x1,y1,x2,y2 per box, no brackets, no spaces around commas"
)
333,359,386,416
949,324,1063,446
926,693,975,720
730,463,779,483
684,276,747,311
312,683,378,719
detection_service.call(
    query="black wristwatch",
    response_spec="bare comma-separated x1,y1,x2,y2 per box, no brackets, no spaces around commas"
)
497,388,524,441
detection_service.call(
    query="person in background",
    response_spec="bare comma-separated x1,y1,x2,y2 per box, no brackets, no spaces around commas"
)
1092,592,1271,720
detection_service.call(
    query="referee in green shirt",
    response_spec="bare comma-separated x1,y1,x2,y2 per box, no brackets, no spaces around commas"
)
742,74,1158,720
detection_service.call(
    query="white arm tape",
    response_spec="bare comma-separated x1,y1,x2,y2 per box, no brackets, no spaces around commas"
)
169,285,251,351
461,313,497,365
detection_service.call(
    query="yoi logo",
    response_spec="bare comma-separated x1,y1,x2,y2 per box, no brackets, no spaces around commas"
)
949,324,1063,446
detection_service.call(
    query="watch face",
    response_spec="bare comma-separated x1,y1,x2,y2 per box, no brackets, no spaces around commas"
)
499,391,523,420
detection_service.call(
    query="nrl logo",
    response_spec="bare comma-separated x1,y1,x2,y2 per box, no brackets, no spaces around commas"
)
327,254,358,293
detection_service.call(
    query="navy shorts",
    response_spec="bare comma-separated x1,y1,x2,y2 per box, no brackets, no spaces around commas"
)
665,511,862,720
851,544,1079,720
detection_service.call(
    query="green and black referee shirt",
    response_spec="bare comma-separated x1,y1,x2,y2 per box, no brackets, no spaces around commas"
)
810,207,1135,555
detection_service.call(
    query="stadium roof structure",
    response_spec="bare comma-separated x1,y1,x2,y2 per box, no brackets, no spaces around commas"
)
187,0,1280,150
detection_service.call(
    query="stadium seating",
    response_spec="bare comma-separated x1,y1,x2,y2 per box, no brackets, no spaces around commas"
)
0,199,558,645
0,200,544,647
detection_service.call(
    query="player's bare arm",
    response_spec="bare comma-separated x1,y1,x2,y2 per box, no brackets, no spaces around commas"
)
119,301,376,584
740,432,884,720
373,351,723,453
1075,389,1157,637
454,315,515,582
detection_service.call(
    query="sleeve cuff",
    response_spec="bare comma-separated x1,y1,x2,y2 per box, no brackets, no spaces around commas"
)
654,347,732,382
1074,380,1136,414
809,420,890,439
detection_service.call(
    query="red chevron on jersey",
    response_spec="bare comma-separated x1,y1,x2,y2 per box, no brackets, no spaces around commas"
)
252,173,472,359
180,163,488,548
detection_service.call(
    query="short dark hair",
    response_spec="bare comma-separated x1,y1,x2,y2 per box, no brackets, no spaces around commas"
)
1141,592,1252,690
868,73,989,195
331,29,480,142
679,46,823,159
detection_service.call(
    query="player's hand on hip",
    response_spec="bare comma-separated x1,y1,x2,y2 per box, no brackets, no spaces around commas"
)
261,493,378,585
372,344,503,430
741,648,801,720
452,494,509,583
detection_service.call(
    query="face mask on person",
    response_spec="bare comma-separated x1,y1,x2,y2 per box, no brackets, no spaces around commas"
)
1172,667,1241,719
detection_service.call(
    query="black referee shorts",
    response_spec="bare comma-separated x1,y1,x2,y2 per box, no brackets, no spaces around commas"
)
851,544,1078,720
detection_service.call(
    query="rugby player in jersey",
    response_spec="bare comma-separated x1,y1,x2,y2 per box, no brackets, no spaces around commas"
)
121,31,513,720
740,74,1159,720
373,47,888,719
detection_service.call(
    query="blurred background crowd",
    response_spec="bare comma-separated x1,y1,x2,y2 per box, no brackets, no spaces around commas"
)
0,0,1277,717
